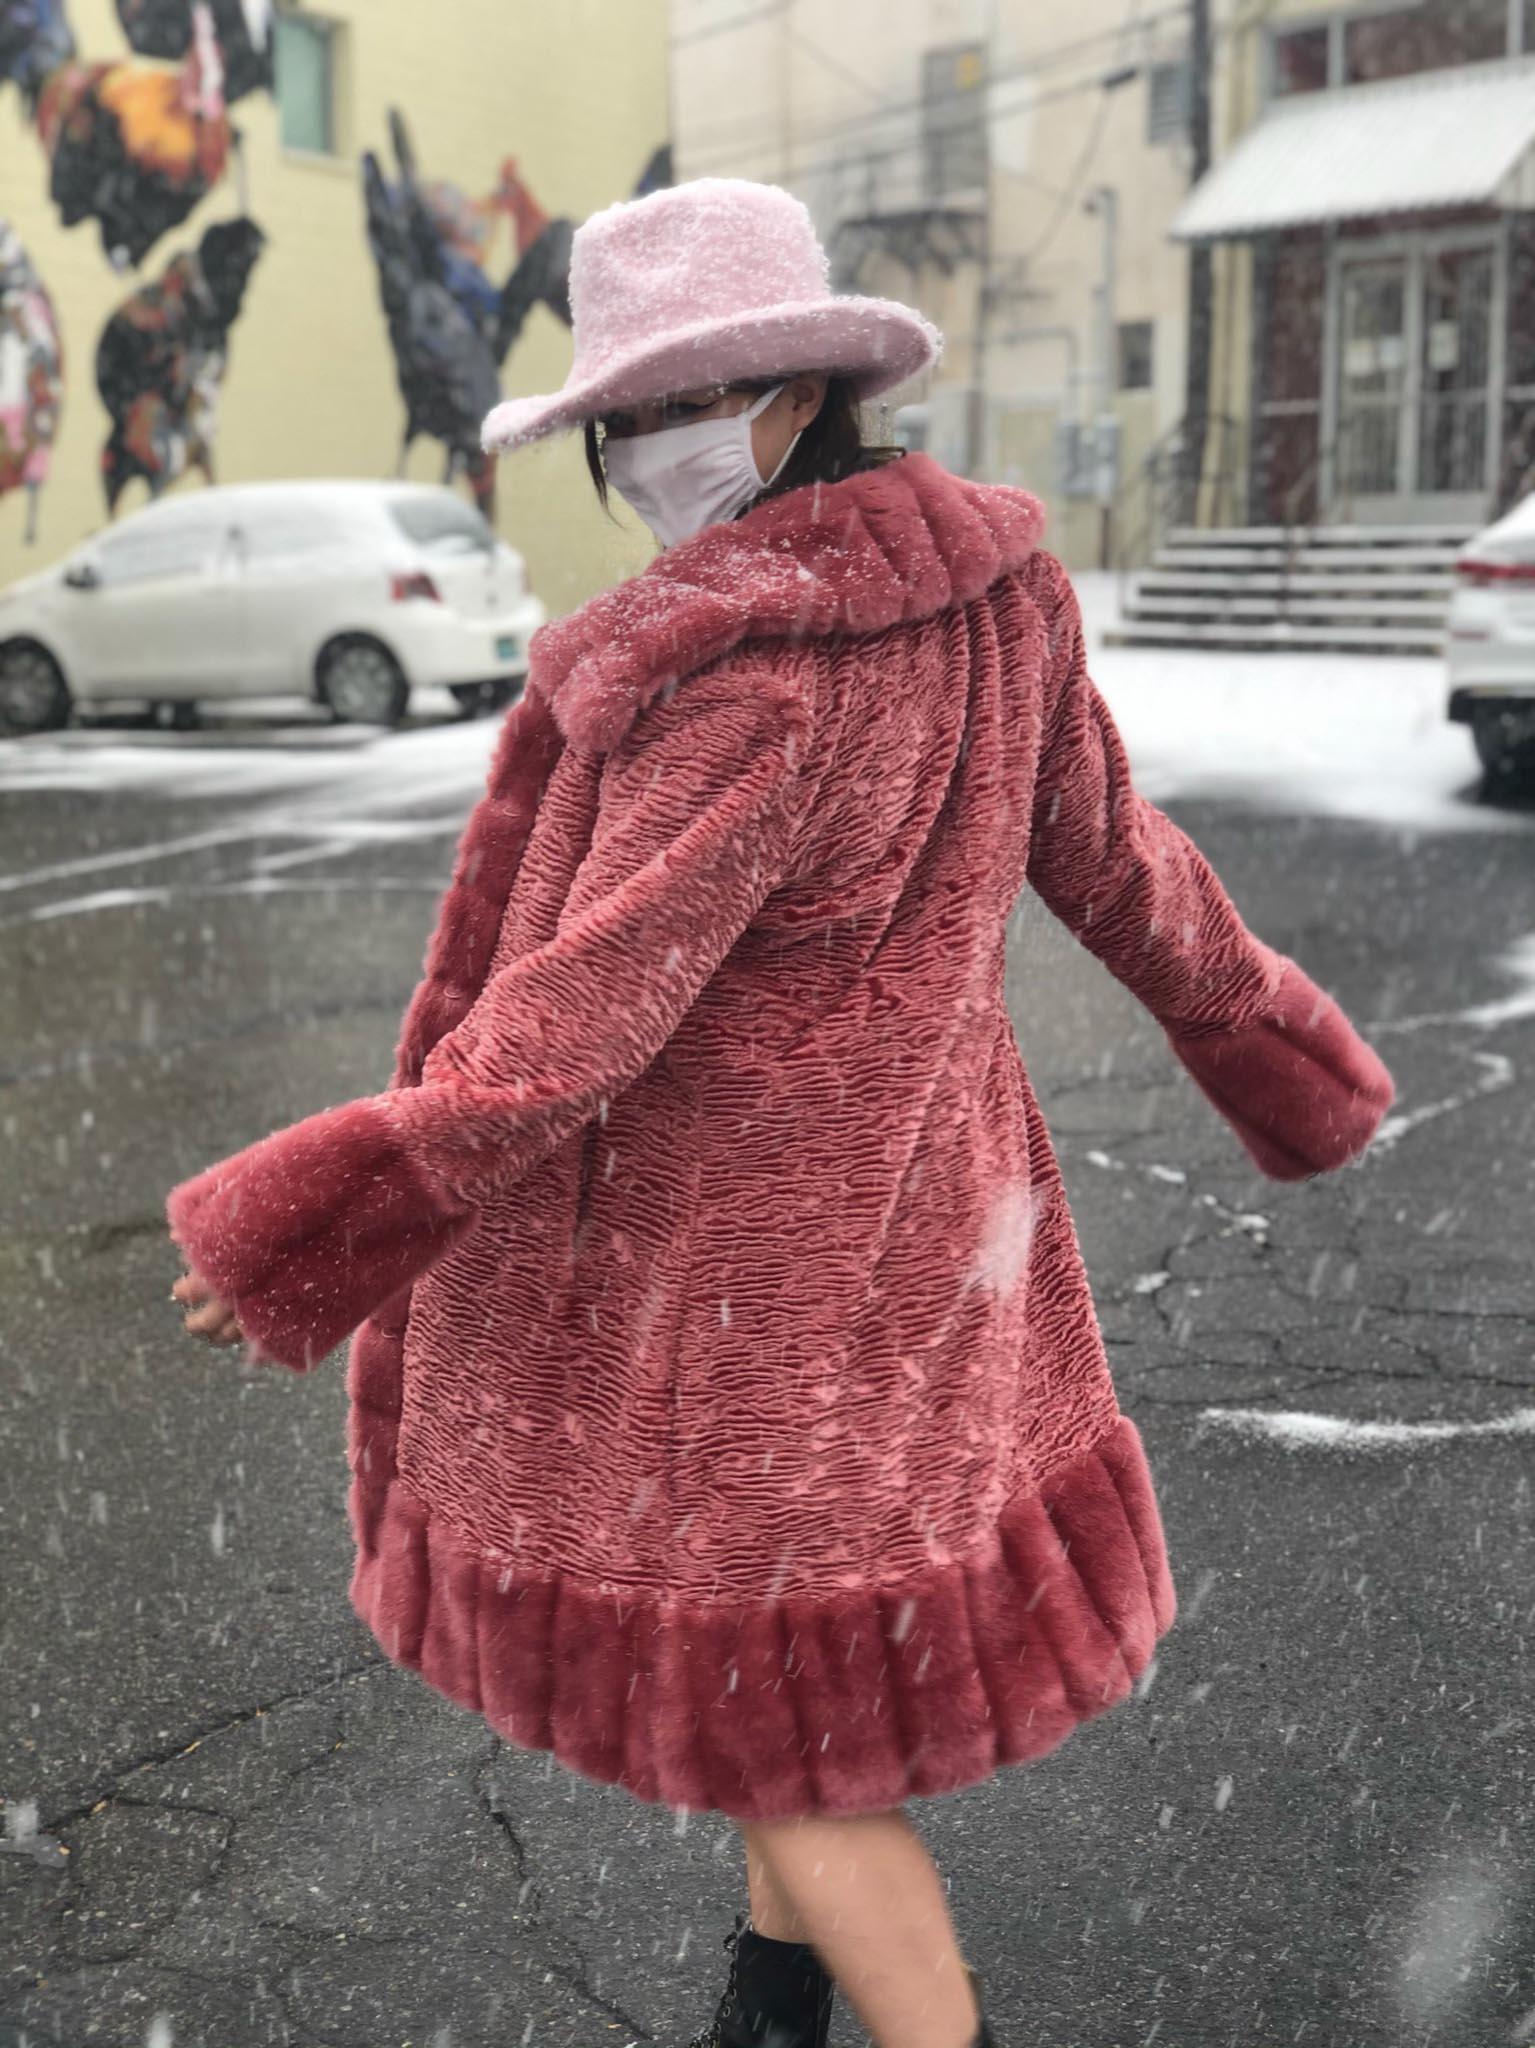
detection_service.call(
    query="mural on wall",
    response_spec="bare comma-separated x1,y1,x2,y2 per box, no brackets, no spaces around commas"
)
114,0,272,102
362,109,504,516
96,213,264,509
362,112,672,517
0,218,65,542
4,4,672,540
0,0,74,107
0,0,271,536
36,0,237,270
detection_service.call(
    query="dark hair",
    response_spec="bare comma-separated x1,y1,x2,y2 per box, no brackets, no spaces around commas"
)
583,373,902,517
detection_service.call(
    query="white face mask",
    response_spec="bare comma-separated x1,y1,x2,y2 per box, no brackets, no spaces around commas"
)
600,383,803,549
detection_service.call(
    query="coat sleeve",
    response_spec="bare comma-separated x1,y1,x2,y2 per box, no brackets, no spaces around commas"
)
1022,555,1394,1181
166,663,816,1371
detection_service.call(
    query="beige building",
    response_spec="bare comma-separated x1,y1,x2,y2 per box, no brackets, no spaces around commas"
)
671,0,1201,567
0,0,669,614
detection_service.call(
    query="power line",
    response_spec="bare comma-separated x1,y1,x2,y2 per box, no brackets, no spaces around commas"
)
680,4,1188,165
670,0,790,47
1015,82,1119,267
1016,0,1147,267
682,6,1182,157
696,59,1148,192
789,28,886,106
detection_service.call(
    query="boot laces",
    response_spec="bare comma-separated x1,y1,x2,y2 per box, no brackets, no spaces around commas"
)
685,1913,747,2048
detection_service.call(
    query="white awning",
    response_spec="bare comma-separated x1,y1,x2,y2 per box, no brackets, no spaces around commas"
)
1172,59,1535,243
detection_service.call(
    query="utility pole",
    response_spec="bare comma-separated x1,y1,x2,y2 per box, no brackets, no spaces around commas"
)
964,0,1001,478
1181,0,1213,527
966,214,994,477
1085,185,1120,568
779,0,793,180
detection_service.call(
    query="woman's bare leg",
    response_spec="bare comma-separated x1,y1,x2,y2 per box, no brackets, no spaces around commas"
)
737,1811,979,2048
745,1831,809,1942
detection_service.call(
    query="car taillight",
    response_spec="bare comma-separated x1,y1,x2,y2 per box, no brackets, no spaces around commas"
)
390,570,441,602
1457,557,1535,586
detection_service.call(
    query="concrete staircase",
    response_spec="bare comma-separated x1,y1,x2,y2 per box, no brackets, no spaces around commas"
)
1106,524,1473,654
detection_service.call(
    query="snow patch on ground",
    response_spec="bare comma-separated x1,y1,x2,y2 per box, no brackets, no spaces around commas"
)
0,692,498,808
1198,1405,1535,1449
2,586,1528,855
1369,1050,1515,1153
1459,933,1535,1027
1076,574,1524,838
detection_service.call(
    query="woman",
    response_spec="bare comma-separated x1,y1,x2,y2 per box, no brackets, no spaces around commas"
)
169,179,1394,2048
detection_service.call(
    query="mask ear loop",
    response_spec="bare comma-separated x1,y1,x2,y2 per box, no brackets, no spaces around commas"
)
746,383,803,489
763,430,804,488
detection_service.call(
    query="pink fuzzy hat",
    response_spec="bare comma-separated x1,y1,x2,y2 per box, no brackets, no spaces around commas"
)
481,178,942,453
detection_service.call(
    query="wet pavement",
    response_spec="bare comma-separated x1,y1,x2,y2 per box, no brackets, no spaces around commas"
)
2,704,1533,2048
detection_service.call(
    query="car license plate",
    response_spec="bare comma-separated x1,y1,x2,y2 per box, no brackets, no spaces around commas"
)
495,635,520,661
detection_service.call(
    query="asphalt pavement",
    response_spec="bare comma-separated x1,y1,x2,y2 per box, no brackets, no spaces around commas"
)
2,706,1532,2048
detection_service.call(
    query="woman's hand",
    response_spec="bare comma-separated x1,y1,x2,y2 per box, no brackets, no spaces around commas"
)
172,1267,246,1347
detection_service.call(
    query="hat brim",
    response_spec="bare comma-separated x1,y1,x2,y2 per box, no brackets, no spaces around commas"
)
481,293,941,453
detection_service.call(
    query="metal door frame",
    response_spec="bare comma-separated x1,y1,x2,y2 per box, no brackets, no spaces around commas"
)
1323,221,1504,525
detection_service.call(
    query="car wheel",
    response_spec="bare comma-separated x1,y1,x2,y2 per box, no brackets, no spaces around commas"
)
0,642,71,735
1471,701,1535,793
151,700,201,732
448,681,491,720
317,638,410,727
485,676,522,712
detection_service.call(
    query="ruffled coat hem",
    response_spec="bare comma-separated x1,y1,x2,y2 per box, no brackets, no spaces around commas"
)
345,1409,1176,1821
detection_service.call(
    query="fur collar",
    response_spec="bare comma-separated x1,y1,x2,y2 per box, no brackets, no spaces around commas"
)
528,453,1046,753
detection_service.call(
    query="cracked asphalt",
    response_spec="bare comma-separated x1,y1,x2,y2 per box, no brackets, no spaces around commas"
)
2,717,1533,2048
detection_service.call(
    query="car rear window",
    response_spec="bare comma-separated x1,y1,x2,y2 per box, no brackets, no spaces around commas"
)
388,496,496,553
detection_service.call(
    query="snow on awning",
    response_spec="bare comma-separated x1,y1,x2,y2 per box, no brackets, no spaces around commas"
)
1172,59,1535,243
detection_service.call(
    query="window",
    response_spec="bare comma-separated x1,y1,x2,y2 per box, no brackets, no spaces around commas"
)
1271,23,1330,95
388,496,496,554
1118,321,1155,392
1146,60,1191,143
922,43,988,201
239,503,343,558
95,518,219,587
1343,0,1506,83
274,12,337,155
1270,0,1516,98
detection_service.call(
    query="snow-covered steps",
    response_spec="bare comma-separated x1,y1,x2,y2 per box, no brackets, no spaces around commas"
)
1107,522,1474,655
1163,523,1473,549
1103,617,1447,654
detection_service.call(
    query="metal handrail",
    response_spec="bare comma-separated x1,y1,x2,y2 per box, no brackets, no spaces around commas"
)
1276,412,1370,620
1113,409,1247,596
1112,417,1185,596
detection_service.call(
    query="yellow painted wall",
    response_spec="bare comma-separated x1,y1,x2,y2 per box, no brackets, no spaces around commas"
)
0,0,668,613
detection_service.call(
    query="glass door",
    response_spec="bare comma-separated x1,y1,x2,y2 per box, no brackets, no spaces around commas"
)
1328,236,1500,524
1335,256,1411,512
1417,244,1495,501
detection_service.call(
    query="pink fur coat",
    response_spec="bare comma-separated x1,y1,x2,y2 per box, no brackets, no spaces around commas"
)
167,454,1394,1819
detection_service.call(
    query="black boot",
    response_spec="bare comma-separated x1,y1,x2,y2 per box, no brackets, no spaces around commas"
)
689,1913,835,2048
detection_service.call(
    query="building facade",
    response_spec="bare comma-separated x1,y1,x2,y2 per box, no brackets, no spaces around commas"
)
671,0,1203,568
0,0,669,614
1183,0,1535,533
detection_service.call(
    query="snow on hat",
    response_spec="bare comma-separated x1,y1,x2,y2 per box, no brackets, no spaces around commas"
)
481,177,942,453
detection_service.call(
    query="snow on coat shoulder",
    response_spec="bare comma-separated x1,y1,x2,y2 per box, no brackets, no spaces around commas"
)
165,451,1394,1821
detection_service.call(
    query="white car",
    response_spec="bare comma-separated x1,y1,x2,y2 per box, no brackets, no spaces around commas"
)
1447,492,1535,787
0,480,547,734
